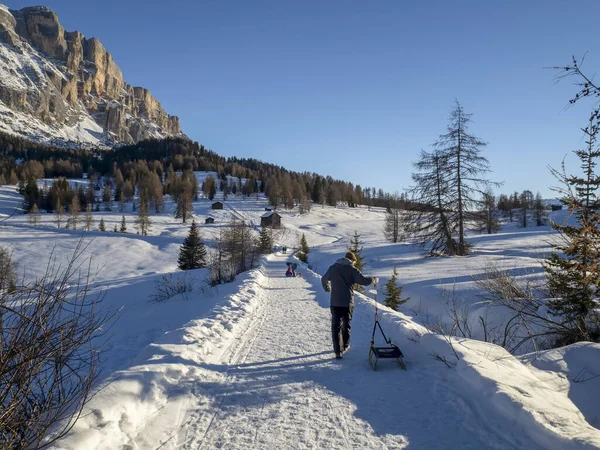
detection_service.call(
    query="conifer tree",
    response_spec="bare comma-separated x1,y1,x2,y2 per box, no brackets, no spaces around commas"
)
545,116,600,344
348,230,365,292
55,199,63,229
534,192,545,226
383,267,409,311
204,175,217,200
113,224,118,233
120,215,127,233
119,191,125,212
258,227,273,254
520,190,533,228
348,230,365,272
135,199,151,236
103,185,112,211
28,204,41,226
99,218,106,232
69,194,81,230
84,204,93,231
481,190,500,234
297,233,309,263
384,205,402,243
407,102,499,255
178,220,207,270
175,184,194,223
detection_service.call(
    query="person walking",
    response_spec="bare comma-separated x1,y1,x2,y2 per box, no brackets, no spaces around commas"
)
321,252,378,359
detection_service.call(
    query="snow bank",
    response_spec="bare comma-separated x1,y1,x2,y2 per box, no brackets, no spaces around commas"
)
522,342,600,430
52,262,271,449
376,307,600,448
300,262,600,449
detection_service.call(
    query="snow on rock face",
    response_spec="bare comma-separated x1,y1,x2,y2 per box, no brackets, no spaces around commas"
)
0,3,182,147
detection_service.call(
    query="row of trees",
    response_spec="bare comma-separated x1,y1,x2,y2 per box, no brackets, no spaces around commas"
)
0,132,397,213
177,219,281,285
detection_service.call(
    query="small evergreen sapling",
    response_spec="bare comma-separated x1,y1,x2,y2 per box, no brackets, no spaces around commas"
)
384,267,409,311
258,227,273,254
120,215,127,233
178,220,207,270
98,218,106,231
296,233,309,263
348,230,365,292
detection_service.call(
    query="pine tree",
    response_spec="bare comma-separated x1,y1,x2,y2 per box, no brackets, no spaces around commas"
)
113,224,118,233
28,204,41,226
119,191,125,213
433,101,499,255
69,194,81,230
55,199,63,229
103,185,112,211
258,227,273,254
384,267,409,311
534,192,545,226
175,184,194,223
204,175,217,200
406,150,457,255
481,190,500,234
407,102,499,256
297,233,309,263
178,220,207,270
84,204,93,231
348,230,365,292
384,204,401,243
520,190,533,228
223,219,254,273
99,218,106,232
545,116,600,344
120,215,127,233
135,199,151,235
348,230,365,271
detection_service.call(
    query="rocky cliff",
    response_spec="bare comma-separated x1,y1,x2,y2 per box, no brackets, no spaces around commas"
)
0,4,182,146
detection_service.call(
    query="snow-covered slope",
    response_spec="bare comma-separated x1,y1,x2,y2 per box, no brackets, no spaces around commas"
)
1,181,599,449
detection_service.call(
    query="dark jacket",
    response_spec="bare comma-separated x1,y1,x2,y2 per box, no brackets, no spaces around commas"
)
322,258,375,307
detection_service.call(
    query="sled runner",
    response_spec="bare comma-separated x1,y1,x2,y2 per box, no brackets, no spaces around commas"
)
368,288,406,371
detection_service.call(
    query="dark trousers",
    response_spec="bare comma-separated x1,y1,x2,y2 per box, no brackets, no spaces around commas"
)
330,306,353,355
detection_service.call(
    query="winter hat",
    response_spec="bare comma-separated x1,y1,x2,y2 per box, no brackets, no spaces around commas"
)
344,251,357,263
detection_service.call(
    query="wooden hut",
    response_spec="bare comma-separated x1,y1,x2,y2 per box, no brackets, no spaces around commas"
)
205,217,215,224
211,201,224,210
261,211,281,228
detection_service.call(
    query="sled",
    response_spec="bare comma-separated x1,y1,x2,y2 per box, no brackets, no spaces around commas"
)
368,289,406,371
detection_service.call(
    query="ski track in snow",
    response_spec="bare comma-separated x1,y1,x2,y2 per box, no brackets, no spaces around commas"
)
170,256,540,450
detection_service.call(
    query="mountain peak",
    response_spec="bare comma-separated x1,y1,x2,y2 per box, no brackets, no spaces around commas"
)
0,3,183,147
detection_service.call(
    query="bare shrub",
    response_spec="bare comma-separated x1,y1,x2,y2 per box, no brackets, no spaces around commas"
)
0,242,116,449
474,263,563,353
150,273,195,302
0,247,17,294
412,264,551,363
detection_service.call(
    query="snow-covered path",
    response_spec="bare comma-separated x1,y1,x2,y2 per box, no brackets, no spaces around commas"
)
177,255,542,450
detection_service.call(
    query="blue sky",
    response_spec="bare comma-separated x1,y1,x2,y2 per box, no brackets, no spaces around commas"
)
6,0,600,198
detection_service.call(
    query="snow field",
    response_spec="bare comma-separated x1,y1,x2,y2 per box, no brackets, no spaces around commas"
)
1,180,600,448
